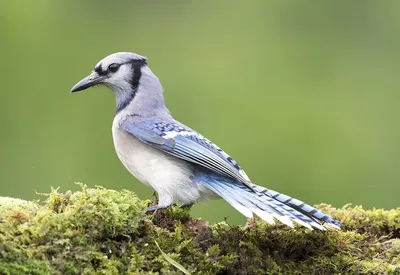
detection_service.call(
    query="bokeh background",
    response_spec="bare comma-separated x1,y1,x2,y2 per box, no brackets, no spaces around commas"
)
1,1,399,224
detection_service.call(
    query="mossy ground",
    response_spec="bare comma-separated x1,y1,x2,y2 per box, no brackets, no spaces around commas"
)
0,185,399,275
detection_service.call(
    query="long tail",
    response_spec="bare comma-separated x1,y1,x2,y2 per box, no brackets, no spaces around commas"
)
199,172,341,230
250,183,341,229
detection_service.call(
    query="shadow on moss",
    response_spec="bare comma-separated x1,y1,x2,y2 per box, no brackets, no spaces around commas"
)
0,185,399,274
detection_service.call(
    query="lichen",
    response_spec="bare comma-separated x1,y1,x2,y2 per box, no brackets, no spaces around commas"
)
0,185,399,274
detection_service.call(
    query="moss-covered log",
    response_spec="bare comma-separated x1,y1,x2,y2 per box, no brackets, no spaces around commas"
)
0,185,399,275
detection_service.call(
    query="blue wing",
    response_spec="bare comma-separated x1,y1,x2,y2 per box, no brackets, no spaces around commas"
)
120,118,253,189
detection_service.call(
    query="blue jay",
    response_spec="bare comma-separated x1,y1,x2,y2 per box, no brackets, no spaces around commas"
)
71,52,341,230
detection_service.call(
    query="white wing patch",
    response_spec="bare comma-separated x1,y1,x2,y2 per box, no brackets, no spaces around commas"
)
163,130,194,139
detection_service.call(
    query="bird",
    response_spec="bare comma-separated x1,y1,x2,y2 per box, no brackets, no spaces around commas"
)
71,52,341,230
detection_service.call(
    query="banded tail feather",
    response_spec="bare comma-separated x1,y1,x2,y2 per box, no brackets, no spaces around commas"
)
216,181,325,230
250,184,341,229
198,172,340,230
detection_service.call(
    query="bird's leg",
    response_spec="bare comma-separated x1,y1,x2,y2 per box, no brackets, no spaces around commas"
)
152,191,159,201
146,191,162,213
147,194,175,213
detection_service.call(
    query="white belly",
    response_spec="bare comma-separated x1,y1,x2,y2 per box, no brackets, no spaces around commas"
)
112,118,202,207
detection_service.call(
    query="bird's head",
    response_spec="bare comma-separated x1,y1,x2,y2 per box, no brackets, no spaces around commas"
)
71,52,165,114
71,52,147,93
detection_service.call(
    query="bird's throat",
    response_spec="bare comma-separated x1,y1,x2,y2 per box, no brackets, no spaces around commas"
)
116,89,136,114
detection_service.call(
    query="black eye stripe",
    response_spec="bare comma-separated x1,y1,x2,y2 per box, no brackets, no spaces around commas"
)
93,59,147,76
129,59,147,68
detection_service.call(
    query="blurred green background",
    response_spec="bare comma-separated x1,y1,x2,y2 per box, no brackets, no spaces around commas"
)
1,1,399,224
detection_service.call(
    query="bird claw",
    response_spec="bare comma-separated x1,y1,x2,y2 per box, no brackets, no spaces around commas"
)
146,205,169,213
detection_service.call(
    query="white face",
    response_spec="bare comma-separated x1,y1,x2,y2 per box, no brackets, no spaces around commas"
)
70,52,148,100
91,52,146,92
93,61,133,92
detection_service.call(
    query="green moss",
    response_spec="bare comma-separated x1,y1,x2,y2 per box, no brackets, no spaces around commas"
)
0,186,399,274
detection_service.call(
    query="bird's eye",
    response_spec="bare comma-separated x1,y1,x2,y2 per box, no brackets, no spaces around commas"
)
108,63,120,73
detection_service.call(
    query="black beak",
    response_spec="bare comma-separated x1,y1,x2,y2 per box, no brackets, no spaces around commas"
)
70,72,105,93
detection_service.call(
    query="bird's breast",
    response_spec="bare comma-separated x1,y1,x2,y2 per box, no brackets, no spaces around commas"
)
111,117,201,205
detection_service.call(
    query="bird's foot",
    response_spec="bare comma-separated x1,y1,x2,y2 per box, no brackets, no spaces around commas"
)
146,205,169,213
146,203,193,213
